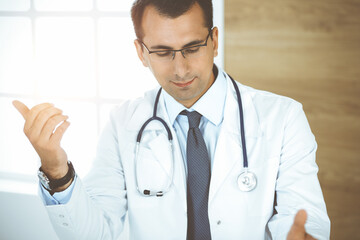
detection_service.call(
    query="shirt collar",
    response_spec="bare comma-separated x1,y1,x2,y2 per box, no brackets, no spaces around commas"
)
162,64,227,126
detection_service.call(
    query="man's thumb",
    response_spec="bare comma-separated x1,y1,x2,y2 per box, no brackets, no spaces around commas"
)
294,209,307,227
12,100,30,120
287,209,307,240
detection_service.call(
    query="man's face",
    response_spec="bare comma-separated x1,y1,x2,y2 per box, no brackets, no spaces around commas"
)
134,3,218,108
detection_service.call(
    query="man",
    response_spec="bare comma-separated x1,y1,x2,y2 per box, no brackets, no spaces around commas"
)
13,0,330,239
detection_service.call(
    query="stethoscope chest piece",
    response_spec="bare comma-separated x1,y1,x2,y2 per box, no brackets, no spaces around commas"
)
237,169,257,192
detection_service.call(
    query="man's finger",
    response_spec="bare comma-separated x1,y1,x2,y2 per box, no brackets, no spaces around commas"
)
293,209,307,228
51,120,71,145
29,107,63,139
24,103,54,132
12,100,30,120
40,114,69,141
287,209,307,240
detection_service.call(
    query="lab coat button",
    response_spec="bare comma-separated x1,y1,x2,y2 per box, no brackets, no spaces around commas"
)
59,214,64,218
217,220,221,225
62,223,68,227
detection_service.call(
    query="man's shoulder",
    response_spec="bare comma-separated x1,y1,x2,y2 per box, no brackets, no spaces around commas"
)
239,82,297,104
236,82,303,120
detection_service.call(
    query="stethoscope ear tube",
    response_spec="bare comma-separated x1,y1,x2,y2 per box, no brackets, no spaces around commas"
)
135,87,175,197
136,88,173,143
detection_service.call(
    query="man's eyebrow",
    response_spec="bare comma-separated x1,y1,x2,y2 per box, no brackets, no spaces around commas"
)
182,40,204,48
150,39,204,50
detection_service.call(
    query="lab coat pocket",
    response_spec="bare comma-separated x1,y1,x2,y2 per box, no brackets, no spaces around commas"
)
136,133,173,194
245,157,279,217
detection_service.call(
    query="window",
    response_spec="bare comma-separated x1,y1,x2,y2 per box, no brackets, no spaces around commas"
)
0,0,224,191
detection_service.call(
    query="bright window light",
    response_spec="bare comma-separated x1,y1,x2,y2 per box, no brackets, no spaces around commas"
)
98,17,155,99
35,17,96,98
34,0,93,11
0,0,30,11
97,0,133,12
0,17,34,95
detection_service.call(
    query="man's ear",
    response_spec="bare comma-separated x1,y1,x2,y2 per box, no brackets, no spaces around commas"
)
211,27,219,57
134,39,149,67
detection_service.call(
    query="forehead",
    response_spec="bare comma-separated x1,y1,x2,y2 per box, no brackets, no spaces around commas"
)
141,3,208,47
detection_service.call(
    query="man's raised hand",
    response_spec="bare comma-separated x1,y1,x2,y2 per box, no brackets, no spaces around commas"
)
12,100,70,180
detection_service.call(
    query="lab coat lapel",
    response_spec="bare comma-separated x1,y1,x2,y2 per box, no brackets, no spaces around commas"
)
155,95,187,211
209,76,262,203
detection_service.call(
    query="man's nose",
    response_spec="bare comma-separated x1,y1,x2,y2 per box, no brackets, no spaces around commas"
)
173,51,189,78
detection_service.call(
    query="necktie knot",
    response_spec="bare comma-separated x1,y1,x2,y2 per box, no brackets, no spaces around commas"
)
181,110,202,129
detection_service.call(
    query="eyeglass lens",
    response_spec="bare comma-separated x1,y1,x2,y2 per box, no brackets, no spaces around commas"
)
150,45,207,62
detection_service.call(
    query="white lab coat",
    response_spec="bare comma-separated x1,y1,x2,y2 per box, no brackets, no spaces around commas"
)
45,73,330,239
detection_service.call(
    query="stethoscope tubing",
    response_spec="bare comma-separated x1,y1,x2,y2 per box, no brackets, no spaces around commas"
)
136,88,173,143
228,75,249,168
135,73,254,196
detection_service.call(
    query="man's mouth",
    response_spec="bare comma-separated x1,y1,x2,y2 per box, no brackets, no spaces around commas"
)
172,77,195,88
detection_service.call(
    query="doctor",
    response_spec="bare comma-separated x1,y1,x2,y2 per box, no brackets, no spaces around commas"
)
13,0,330,239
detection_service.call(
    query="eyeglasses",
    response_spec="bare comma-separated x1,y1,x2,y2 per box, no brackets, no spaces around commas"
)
141,29,213,63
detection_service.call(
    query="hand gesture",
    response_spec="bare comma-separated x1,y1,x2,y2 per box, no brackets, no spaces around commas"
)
12,100,70,179
287,209,316,240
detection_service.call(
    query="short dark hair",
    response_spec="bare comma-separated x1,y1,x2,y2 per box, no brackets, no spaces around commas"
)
131,0,213,40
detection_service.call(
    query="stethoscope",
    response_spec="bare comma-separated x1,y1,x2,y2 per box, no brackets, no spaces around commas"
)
135,74,257,197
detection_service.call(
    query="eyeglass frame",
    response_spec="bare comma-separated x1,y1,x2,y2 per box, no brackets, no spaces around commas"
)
140,28,214,60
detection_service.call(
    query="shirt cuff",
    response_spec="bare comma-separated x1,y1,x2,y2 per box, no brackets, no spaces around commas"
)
38,175,77,205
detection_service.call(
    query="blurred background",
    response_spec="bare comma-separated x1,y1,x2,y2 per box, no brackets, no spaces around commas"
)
224,0,360,239
0,0,359,239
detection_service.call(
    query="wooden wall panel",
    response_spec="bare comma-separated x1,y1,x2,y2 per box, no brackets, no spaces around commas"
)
224,0,360,239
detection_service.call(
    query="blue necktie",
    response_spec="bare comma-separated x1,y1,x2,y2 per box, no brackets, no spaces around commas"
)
181,110,212,240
